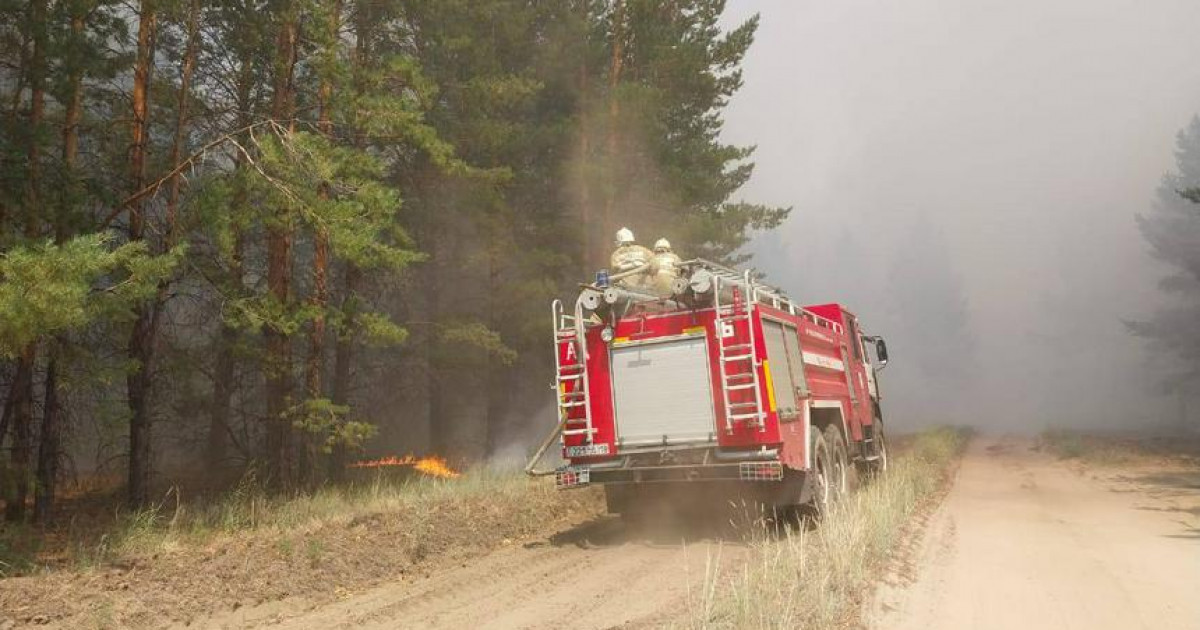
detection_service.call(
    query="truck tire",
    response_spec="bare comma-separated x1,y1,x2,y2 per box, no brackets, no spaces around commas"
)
858,421,889,478
868,422,888,470
823,423,851,501
806,426,834,517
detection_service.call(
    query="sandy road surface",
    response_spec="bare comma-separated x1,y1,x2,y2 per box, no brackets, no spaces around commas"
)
195,435,1199,630
198,517,747,630
872,436,1200,630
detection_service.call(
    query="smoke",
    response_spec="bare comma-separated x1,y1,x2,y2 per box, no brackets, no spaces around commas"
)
488,399,561,471
722,0,1200,432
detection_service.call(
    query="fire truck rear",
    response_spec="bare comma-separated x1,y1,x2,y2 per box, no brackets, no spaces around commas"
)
526,239,890,517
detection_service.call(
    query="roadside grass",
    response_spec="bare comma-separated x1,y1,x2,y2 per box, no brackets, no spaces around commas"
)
1037,428,1200,467
1038,429,1133,466
105,469,532,558
2,464,603,626
0,523,40,577
689,427,970,630
0,466,587,577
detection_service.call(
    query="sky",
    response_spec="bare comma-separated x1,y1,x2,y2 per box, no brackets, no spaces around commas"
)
721,0,1200,431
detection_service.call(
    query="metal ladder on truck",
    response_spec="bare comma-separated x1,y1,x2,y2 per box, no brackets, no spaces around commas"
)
709,266,767,433
551,299,595,441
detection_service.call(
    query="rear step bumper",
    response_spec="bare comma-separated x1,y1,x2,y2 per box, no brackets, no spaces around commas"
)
556,460,783,489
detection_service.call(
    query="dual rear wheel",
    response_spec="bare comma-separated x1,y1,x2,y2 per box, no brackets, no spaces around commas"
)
610,421,885,524
810,423,851,515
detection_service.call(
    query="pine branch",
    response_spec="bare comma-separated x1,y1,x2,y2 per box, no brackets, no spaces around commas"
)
98,119,289,230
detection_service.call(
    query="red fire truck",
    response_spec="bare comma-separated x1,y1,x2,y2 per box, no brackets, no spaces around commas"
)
526,258,890,517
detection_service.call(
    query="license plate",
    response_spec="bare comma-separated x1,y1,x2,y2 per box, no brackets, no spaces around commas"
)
566,443,610,457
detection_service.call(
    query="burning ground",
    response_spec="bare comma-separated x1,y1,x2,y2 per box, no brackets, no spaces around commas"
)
348,454,461,479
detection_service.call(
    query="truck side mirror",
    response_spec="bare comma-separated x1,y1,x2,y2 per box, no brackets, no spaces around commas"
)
874,338,889,368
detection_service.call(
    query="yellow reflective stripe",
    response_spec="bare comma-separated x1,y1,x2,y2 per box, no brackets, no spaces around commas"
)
762,360,777,412
683,325,706,335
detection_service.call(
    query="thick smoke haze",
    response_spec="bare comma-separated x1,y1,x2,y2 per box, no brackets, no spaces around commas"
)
722,1,1200,432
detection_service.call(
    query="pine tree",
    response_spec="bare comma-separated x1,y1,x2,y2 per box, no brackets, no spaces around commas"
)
202,0,272,471
2,0,49,522
1131,116,1200,397
588,0,788,264
0,0,786,516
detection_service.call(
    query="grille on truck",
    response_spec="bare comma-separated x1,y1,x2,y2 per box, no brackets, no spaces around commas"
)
610,336,718,447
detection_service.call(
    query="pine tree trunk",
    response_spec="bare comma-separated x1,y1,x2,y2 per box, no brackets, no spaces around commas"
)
483,248,504,456
164,0,198,242
603,0,625,236
263,223,294,490
426,255,446,455
265,5,299,488
577,0,593,271
8,0,48,522
327,266,359,482
0,373,11,452
126,0,158,508
208,233,242,469
303,0,341,485
300,231,328,483
34,7,86,524
133,0,198,486
34,351,59,523
208,296,237,468
325,3,372,481
208,54,255,470
3,346,34,522
60,10,84,183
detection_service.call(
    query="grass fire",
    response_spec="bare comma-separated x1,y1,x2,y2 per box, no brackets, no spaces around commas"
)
348,455,461,479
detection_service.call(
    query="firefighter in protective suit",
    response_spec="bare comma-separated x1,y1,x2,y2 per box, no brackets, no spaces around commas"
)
610,227,653,290
649,238,682,297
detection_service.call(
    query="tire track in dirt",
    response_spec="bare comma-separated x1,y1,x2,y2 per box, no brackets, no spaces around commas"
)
199,516,749,629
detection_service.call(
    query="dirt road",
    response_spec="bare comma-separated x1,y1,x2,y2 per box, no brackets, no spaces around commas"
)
186,435,1199,630
195,517,746,629
872,436,1200,630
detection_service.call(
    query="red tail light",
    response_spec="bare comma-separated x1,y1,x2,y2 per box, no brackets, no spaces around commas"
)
556,467,591,489
739,462,783,481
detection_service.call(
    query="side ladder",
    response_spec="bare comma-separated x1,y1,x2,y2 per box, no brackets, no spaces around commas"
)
552,299,596,441
711,270,766,433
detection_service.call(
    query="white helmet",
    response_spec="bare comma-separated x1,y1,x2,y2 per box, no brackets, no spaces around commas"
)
615,227,635,245
653,238,671,252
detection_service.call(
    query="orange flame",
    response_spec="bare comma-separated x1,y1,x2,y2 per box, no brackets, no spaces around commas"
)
348,454,461,479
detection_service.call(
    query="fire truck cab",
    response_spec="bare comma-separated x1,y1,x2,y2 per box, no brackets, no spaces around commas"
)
530,258,890,516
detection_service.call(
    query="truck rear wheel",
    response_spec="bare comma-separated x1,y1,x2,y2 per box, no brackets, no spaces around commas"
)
807,426,833,516
823,423,851,500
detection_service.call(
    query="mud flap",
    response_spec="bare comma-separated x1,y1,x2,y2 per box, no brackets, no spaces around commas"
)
604,485,635,514
604,480,798,517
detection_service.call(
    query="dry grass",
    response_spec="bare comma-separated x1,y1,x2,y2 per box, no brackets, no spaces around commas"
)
1038,428,1200,467
1,466,574,577
95,468,549,563
688,427,969,630
0,467,603,627
1038,429,1132,466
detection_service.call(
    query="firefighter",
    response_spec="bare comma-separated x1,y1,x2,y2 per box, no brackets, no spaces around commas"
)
610,227,653,290
649,237,682,296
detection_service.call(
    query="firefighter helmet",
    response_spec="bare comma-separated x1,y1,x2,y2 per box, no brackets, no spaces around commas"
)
653,238,672,252
615,227,635,245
